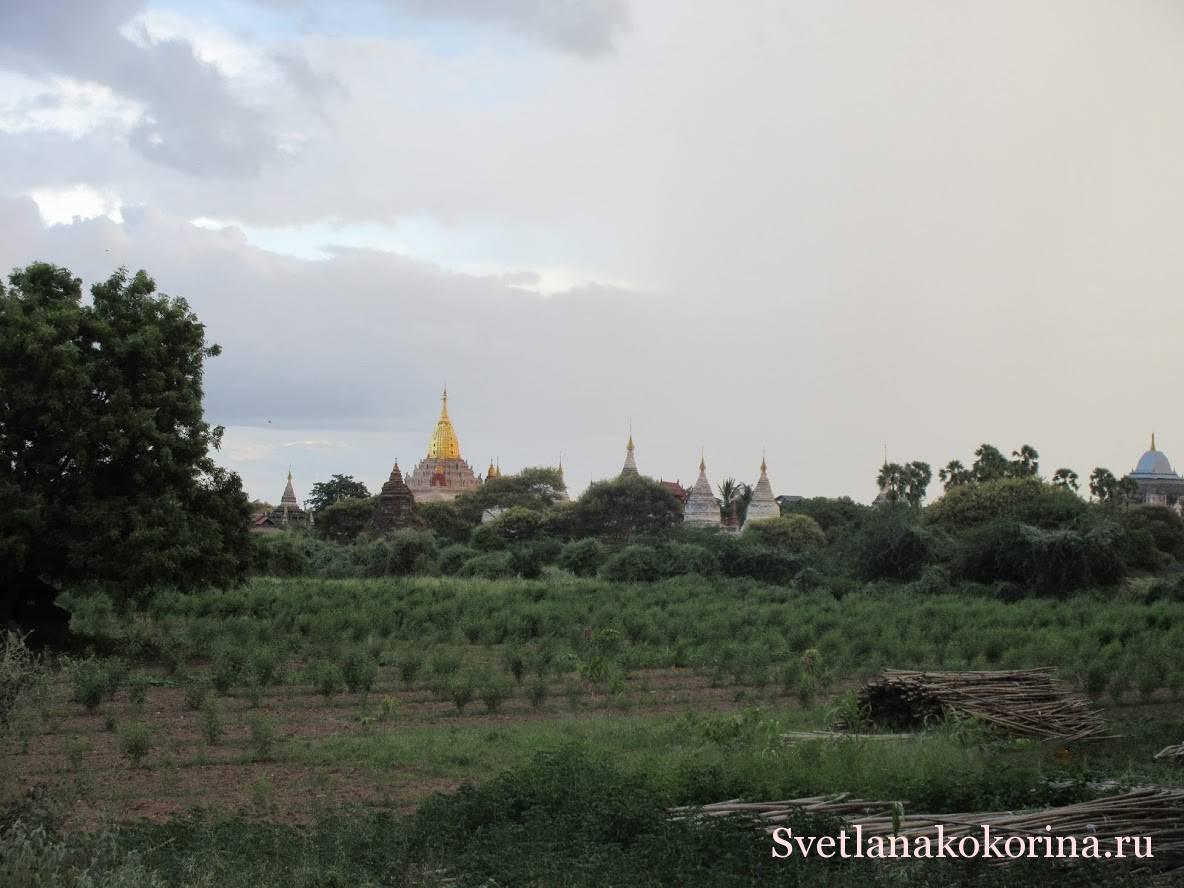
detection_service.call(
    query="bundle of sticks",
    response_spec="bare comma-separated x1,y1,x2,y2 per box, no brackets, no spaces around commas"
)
1155,742,1184,765
674,788,1184,874
838,668,1108,742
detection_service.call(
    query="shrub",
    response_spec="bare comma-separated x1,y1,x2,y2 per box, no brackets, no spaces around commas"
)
341,649,378,695
558,538,608,577
471,507,546,551
311,663,342,702
854,512,932,581
528,679,548,709
743,515,827,553
248,715,276,760
127,671,151,710
503,648,526,684
481,677,511,713
118,723,152,767
399,650,425,687
508,544,546,579
1122,504,1184,558
200,698,223,747
251,647,282,687
438,544,478,575
654,543,719,578
68,658,107,712
600,545,663,582
451,676,476,714
183,678,210,712
926,477,1085,529
459,551,515,579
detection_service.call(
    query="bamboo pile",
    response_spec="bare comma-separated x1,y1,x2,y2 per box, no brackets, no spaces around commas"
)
839,668,1108,742
675,788,1184,874
781,730,922,744
1155,742,1184,765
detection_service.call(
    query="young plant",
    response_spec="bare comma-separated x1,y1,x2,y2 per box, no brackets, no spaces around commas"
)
127,671,151,710
481,677,511,713
398,651,424,688
341,649,378,695
247,715,276,760
183,678,210,712
118,723,152,768
200,698,223,747
528,679,548,710
450,676,475,714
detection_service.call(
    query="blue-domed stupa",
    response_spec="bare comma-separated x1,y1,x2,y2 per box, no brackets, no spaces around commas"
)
1126,434,1184,507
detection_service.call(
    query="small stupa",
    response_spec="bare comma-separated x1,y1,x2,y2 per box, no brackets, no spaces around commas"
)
367,460,418,535
743,454,779,529
620,429,640,478
682,454,722,528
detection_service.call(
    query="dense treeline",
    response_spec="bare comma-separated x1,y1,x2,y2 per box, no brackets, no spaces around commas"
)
265,460,1184,601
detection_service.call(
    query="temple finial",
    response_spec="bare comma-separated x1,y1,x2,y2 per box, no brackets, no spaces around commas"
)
699,449,706,473
1152,432,1157,451
287,465,292,481
760,448,767,474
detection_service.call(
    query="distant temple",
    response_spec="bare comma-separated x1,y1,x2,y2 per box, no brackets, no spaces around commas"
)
1126,434,1184,507
367,461,418,534
683,455,722,528
620,432,640,477
405,388,483,503
252,469,309,531
743,455,779,528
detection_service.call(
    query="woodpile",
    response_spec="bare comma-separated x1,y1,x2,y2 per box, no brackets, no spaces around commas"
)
838,668,1108,742
675,787,1184,875
1155,742,1184,765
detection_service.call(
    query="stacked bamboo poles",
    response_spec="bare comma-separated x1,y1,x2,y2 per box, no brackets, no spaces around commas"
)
674,788,1184,874
838,668,1108,742
1155,742,1184,765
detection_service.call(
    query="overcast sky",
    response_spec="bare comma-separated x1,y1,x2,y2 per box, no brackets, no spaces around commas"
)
3,0,1183,504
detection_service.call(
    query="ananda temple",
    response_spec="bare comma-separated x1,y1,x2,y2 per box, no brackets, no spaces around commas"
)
405,388,484,503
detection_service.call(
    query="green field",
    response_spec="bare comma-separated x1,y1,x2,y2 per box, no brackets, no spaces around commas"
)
3,574,1182,885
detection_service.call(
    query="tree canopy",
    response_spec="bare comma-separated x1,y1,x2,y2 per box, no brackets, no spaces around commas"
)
307,474,370,513
567,475,684,544
0,263,250,614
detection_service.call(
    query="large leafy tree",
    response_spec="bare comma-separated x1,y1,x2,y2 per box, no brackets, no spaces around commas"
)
451,466,566,523
876,461,932,507
1088,467,1138,505
568,475,683,544
0,263,250,619
307,474,370,513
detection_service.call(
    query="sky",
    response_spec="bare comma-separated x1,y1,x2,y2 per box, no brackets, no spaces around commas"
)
3,0,1184,505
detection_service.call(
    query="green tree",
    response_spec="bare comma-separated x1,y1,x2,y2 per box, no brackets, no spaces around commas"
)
452,467,566,524
877,461,931,507
1051,468,1079,492
0,263,250,622
314,496,377,544
417,500,474,545
307,474,370,513
971,444,1010,482
938,460,972,491
1089,467,1138,505
743,515,826,553
1008,445,1040,478
569,475,683,544
471,506,546,550
717,478,743,524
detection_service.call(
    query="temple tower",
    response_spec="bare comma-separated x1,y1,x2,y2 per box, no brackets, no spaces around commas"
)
683,455,722,528
406,388,482,503
367,460,418,534
743,454,780,528
267,469,309,527
620,431,640,477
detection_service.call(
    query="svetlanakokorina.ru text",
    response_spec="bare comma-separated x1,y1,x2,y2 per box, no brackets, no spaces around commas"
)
770,826,1152,861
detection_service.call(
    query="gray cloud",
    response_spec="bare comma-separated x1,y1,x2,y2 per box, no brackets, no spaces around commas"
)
0,0,276,176
389,0,629,57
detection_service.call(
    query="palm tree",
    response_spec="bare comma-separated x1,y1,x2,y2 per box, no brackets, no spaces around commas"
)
717,478,742,523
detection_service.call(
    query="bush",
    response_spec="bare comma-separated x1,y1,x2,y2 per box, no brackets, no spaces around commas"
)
743,515,826,553
127,671,151,709
508,544,546,579
315,496,377,544
481,677,511,713
200,698,223,747
926,477,1085,529
68,658,108,712
854,513,932,581
183,678,210,712
654,543,719,578
438,544,478,575
558,538,608,577
958,521,1122,596
451,676,476,714
399,650,425,687
459,551,515,579
118,723,152,767
1122,504,1184,558
341,649,378,695
528,679,548,709
248,715,276,760
311,663,342,701
600,545,663,582
471,507,546,551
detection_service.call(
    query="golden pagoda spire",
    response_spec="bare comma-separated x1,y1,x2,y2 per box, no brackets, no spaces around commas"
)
426,386,461,460
1152,432,1157,451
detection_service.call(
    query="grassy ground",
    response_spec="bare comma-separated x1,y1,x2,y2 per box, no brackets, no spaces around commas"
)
2,574,1182,885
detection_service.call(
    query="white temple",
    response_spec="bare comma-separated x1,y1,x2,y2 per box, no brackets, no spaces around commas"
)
683,455,722,528
742,455,779,529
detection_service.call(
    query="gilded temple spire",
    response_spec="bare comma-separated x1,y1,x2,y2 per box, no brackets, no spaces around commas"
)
427,386,462,460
